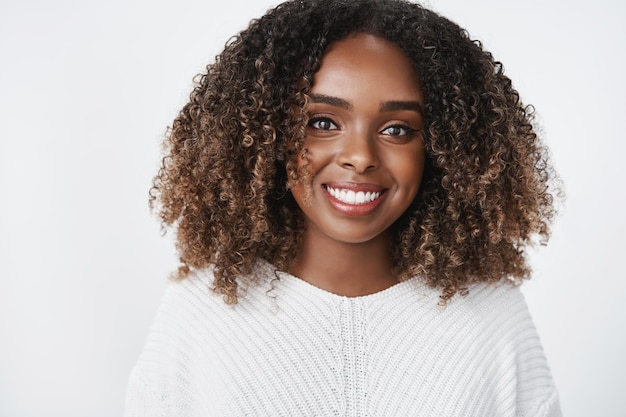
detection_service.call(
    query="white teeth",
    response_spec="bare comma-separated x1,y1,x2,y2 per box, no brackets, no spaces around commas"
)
326,186,381,205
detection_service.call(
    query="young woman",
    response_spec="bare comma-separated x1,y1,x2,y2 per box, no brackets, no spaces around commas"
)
125,1,561,415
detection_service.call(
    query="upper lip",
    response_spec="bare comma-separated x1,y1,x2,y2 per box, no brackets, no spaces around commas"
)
323,181,386,193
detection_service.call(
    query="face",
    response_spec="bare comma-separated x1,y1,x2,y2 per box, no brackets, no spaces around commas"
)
291,33,426,245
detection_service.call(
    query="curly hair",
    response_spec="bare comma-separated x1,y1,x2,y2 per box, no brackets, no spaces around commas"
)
151,0,559,304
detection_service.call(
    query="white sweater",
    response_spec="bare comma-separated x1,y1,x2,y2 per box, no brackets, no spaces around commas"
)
125,264,561,416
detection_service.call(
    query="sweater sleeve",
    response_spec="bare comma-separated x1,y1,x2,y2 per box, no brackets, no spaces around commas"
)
530,389,561,417
123,276,197,417
510,289,562,417
124,366,166,417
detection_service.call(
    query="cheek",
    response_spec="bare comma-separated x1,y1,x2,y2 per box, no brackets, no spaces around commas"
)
390,147,426,192
297,140,338,176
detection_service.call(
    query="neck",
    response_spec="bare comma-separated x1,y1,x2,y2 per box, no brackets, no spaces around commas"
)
289,228,397,297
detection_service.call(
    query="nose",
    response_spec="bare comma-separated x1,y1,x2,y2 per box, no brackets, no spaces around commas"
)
336,130,379,173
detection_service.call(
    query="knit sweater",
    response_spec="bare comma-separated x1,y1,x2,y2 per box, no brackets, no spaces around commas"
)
124,264,561,417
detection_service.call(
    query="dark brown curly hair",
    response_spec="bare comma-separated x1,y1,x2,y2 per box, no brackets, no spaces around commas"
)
151,0,559,304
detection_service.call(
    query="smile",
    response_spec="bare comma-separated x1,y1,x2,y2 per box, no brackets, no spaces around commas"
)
325,186,382,205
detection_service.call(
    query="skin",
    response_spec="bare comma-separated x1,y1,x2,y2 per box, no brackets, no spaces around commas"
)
289,33,427,296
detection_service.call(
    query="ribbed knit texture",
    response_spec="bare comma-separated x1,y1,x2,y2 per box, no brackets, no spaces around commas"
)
125,263,561,417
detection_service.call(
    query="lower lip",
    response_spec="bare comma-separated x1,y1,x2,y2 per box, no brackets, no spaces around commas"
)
323,187,387,216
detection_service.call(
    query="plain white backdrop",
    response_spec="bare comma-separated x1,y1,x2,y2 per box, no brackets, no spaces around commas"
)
0,0,624,416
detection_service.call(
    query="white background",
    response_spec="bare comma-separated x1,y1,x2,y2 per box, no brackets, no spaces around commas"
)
0,0,624,416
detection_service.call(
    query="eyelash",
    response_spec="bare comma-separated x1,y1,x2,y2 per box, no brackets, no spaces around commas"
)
308,117,339,131
380,124,418,137
307,117,418,138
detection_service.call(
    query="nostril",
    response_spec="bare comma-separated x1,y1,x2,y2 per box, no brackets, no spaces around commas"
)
337,140,379,172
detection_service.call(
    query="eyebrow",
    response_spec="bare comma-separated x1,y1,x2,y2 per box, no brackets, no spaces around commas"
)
380,100,424,115
309,93,353,110
309,93,423,115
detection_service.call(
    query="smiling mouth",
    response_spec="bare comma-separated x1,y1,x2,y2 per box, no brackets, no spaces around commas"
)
324,185,383,205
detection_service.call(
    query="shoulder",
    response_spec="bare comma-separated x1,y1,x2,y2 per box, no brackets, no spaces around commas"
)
124,265,277,412
152,264,280,330
372,278,534,333
452,282,560,415
131,268,224,366
436,281,545,358
455,280,533,326
142,261,291,340
410,281,559,413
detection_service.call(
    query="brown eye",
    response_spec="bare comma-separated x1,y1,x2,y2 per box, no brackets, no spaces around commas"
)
308,117,339,131
381,124,416,136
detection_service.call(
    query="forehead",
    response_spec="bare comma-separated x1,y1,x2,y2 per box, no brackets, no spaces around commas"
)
311,33,423,103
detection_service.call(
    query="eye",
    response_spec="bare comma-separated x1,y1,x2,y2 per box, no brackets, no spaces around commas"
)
380,124,417,137
308,117,339,131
